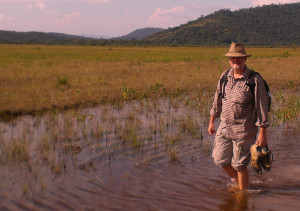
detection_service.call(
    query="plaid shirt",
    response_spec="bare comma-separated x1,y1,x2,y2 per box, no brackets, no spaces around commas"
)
210,66,269,139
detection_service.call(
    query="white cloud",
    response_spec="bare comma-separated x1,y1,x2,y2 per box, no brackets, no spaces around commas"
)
251,0,299,6
148,6,189,27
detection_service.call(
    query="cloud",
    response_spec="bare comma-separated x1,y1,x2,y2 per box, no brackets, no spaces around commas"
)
148,6,189,28
27,2,46,10
251,0,299,6
61,11,81,21
153,6,185,18
27,2,59,17
0,14,14,21
26,1,81,21
147,4,234,28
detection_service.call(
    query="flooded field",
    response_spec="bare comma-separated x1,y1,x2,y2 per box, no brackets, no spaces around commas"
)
0,98,299,211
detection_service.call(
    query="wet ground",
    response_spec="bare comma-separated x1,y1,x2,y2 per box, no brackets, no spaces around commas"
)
0,99,299,210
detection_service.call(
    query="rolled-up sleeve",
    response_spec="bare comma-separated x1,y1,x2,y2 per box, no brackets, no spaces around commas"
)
254,75,270,127
210,75,223,119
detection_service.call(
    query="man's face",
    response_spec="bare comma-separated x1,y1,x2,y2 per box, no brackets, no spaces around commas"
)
228,57,247,71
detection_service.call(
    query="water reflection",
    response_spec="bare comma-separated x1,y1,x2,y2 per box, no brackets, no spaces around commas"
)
0,98,299,210
219,192,248,211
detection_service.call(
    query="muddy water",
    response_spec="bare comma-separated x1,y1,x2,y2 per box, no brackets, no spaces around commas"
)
0,99,299,211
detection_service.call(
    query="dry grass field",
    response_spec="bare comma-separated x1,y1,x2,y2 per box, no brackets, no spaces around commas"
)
0,44,299,121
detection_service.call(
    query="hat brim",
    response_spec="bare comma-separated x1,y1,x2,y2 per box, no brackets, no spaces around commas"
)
223,53,251,57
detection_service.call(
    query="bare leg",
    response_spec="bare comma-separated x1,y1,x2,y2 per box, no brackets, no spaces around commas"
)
222,164,238,183
237,167,249,190
223,165,249,190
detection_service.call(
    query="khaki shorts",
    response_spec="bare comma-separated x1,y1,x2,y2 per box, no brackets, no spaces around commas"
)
212,122,256,171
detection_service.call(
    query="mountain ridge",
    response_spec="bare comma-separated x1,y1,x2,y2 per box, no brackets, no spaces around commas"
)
0,3,299,46
113,27,165,40
145,3,300,46
0,30,95,45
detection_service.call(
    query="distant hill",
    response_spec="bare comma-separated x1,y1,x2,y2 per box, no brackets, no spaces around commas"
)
0,30,95,45
80,33,111,39
113,27,165,40
145,3,300,46
0,3,299,46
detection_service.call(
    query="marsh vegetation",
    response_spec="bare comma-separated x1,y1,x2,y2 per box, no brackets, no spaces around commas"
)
0,45,299,210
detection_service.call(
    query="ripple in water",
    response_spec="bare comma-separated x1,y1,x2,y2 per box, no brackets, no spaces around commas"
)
0,99,299,210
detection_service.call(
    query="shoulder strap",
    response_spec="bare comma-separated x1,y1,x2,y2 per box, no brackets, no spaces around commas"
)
222,68,231,80
219,68,231,99
248,70,270,92
247,69,271,111
247,70,257,94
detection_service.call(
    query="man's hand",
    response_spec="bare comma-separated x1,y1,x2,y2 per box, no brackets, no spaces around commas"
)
208,116,216,135
256,126,267,147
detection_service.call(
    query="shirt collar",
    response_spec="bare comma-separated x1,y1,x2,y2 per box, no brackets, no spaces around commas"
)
228,66,251,79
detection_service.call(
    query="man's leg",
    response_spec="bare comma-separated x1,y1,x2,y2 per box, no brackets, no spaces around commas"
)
213,122,235,180
237,167,249,190
232,136,255,191
223,164,238,183
223,165,249,190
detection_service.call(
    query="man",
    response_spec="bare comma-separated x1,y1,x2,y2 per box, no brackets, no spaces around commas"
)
208,43,269,191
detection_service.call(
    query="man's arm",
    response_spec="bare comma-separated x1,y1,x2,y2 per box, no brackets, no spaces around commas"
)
208,115,217,135
254,75,269,147
208,73,225,135
256,126,267,147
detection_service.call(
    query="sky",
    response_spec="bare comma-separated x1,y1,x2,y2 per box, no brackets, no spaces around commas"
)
0,0,299,37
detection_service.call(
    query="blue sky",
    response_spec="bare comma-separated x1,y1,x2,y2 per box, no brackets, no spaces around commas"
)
0,0,298,37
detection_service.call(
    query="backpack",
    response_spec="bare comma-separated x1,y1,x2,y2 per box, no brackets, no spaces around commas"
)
218,68,271,112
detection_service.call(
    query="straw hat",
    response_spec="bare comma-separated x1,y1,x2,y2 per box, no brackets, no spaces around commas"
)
224,42,251,57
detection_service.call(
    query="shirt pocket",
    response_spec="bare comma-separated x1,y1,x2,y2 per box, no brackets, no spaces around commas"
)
232,84,253,119
233,81,254,103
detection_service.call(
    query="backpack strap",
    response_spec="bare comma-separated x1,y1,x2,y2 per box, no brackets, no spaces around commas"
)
218,68,231,99
246,70,257,94
246,70,271,112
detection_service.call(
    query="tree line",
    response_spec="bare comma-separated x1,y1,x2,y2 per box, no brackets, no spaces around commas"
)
0,3,299,46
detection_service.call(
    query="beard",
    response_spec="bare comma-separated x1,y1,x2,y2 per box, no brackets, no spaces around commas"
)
232,64,242,71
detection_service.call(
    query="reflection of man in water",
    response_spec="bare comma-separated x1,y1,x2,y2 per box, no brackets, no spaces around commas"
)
208,43,269,190
219,192,248,211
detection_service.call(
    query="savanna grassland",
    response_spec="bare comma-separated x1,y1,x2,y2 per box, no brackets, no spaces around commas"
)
0,44,299,122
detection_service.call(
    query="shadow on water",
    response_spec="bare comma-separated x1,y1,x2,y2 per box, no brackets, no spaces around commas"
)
0,98,299,210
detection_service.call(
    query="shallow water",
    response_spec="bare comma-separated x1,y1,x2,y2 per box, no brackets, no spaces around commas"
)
0,99,299,210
